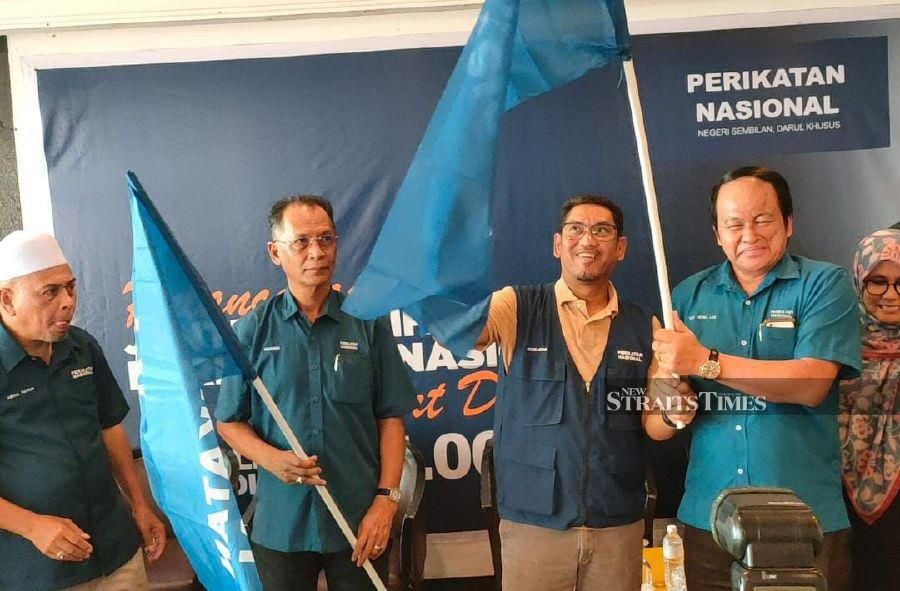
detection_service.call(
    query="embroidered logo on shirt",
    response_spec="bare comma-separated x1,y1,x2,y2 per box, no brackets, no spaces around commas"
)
768,309,795,320
6,386,35,401
616,350,644,362
263,346,281,352
340,341,359,351
70,366,94,380
526,346,548,352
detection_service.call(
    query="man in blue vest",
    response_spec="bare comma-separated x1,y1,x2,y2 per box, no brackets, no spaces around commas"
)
477,195,696,591
651,167,859,591
0,230,166,590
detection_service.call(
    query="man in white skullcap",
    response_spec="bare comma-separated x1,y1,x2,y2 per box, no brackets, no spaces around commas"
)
0,231,167,590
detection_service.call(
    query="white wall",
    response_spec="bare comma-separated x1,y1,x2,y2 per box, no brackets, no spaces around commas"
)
2,0,900,32
5,0,900,233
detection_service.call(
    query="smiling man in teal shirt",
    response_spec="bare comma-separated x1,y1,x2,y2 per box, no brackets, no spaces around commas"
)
651,167,860,591
216,196,416,591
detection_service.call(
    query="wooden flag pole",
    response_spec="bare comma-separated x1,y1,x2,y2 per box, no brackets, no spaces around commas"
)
251,377,387,591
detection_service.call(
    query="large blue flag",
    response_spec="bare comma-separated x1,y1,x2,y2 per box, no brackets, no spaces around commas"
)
129,171,262,591
343,0,630,355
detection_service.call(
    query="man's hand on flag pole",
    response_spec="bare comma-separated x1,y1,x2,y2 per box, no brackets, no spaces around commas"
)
648,373,698,429
262,450,326,486
352,496,397,566
133,504,167,562
652,311,708,377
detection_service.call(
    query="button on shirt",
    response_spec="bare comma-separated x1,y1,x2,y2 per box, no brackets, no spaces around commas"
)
673,255,861,532
0,323,140,590
215,290,417,553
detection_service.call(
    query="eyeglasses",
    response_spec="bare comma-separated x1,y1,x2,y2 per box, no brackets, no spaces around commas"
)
863,278,900,297
274,233,338,252
560,222,618,242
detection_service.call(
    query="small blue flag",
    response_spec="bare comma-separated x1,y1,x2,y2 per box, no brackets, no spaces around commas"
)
129,171,262,591
343,0,630,356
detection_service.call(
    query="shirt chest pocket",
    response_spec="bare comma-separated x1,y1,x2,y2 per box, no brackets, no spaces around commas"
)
507,356,566,426
61,377,102,421
333,352,373,404
757,325,797,360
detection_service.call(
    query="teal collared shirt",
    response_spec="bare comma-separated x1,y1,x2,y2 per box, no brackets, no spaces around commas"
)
215,290,417,553
0,322,140,590
673,255,861,533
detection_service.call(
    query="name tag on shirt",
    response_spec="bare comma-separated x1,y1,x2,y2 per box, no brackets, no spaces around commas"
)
6,386,35,401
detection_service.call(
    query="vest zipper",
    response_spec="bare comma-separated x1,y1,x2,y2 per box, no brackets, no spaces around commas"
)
581,380,591,525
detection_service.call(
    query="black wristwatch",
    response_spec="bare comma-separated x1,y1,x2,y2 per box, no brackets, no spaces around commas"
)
376,487,401,503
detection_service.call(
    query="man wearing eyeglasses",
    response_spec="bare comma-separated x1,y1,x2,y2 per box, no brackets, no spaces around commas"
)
476,195,694,591
651,167,861,591
215,196,416,591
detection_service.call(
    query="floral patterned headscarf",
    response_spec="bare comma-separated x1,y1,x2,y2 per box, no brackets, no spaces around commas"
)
840,228,900,524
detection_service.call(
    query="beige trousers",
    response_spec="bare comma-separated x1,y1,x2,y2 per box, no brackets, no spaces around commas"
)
500,518,644,591
62,550,149,591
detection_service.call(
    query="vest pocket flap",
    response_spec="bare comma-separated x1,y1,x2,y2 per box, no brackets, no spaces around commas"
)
510,443,557,471
508,356,566,382
500,444,557,516
520,387,565,426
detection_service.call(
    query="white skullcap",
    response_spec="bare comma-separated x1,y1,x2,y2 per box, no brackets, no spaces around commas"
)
0,231,70,282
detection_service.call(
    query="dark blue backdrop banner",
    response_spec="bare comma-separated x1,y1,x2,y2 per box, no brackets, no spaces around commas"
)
36,23,892,535
638,36,889,160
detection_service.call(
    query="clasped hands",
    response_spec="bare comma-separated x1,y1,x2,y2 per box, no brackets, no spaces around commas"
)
650,312,707,428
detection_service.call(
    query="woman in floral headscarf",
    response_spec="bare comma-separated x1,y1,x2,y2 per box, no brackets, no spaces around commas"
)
840,227,900,590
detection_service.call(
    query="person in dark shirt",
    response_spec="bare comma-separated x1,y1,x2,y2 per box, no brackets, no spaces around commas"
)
0,230,166,590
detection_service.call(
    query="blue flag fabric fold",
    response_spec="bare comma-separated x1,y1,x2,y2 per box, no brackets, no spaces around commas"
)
343,0,630,356
129,171,262,591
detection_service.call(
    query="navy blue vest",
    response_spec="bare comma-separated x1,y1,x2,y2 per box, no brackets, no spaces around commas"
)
493,284,652,529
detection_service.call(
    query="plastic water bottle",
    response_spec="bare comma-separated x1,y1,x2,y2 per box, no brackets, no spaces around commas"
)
641,539,654,591
641,557,654,591
663,524,687,591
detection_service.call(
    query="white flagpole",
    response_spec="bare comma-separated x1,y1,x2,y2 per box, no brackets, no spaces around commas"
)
250,377,387,591
622,57,674,330
623,57,685,429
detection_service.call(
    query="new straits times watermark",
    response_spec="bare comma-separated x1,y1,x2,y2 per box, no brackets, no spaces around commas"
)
609,387,767,414
604,378,896,415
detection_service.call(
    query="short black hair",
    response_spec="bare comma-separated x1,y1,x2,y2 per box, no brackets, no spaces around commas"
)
559,194,624,236
710,166,793,226
268,195,335,236
890,221,900,230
